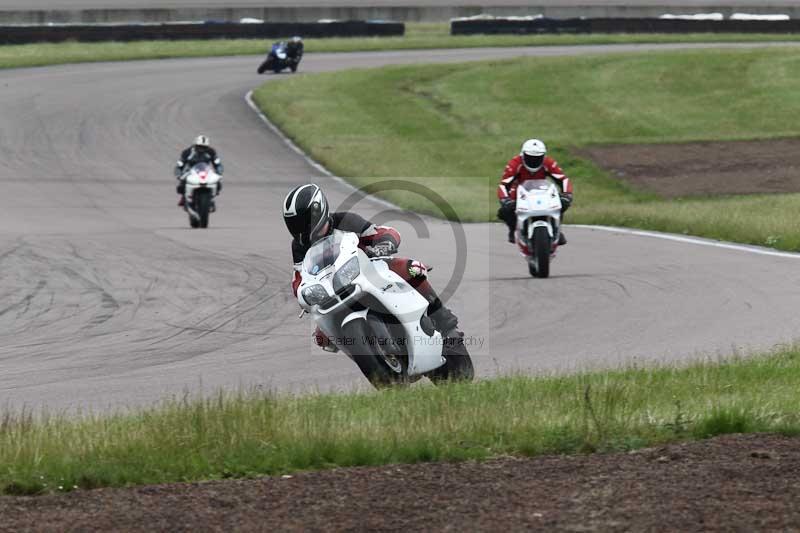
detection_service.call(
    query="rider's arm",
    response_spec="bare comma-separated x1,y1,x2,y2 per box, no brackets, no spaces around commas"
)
498,156,521,200
207,148,223,175
544,157,572,195
291,268,302,297
291,240,305,297
174,148,190,177
359,224,401,250
331,212,401,256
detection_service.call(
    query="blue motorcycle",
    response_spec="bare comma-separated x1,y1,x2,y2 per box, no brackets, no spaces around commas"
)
257,42,300,74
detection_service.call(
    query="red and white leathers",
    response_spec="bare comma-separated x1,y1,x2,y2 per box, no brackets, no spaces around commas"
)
497,154,572,202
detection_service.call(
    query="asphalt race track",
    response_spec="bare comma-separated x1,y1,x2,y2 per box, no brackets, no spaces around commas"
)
3,43,800,412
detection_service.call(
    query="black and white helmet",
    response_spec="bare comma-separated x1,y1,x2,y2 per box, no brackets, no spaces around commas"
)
283,184,330,247
194,135,211,148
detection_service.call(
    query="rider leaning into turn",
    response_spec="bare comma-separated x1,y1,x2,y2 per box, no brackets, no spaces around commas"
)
496,138,573,244
174,135,224,207
285,36,304,65
283,183,463,352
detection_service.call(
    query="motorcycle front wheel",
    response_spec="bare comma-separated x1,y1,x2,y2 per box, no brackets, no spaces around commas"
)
341,317,406,389
195,189,212,229
529,226,551,278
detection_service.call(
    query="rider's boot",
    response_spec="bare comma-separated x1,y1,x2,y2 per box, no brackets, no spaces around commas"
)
428,297,469,363
176,180,186,208
497,206,516,244
422,288,464,343
558,206,569,245
429,303,461,338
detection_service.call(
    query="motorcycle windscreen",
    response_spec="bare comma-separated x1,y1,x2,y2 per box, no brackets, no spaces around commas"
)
518,179,552,192
302,233,343,276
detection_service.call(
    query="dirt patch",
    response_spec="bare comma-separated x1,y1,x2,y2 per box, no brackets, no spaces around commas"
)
2,434,799,531
576,138,800,198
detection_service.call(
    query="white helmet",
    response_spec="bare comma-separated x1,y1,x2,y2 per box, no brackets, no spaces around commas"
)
194,135,211,148
520,138,547,172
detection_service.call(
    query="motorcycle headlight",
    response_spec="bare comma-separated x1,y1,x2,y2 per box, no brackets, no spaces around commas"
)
333,257,360,293
301,284,328,306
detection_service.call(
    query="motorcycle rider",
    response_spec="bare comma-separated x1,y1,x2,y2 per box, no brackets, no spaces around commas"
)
267,36,303,72
174,135,224,208
283,183,463,353
285,36,304,68
497,139,573,244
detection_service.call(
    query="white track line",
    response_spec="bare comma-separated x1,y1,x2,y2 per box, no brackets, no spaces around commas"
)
245,89,400,211
246,91,800,261
571,224,800,259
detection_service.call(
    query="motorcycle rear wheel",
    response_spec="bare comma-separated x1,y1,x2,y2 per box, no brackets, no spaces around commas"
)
430,336,474,384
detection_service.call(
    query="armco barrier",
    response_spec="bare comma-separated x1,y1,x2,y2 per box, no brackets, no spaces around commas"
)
0,20,404,44
451,17,800,35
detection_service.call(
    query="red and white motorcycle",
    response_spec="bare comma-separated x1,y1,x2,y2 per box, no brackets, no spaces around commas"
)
515,179,562,278
182,162,221,229
297,231,474,388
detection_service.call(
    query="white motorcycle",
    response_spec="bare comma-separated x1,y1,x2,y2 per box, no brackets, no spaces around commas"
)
297,231,474,388
182,162,221,229
515,179,562,278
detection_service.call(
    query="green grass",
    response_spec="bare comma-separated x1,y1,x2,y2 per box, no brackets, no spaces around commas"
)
2,348,800,495
254,47,800,250
3,24,800,70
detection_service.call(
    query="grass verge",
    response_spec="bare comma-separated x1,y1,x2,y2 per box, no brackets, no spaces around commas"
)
254,47,800,251
2,348,800,495
3,24,800,70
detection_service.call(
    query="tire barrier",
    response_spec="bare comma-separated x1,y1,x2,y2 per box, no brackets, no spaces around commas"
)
451,17,800,35
0,20,405,44
452,17,590,35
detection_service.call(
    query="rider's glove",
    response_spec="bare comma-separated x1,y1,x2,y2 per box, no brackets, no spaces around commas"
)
500,198,516,211
559,193,573,210
497,198,516,221
407,260,428,280
365,241,397,258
